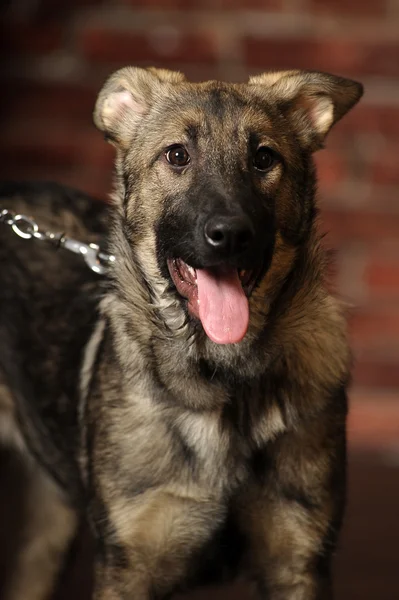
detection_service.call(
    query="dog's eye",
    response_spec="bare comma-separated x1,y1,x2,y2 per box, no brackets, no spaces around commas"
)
253,147,276,172
165,145,190,167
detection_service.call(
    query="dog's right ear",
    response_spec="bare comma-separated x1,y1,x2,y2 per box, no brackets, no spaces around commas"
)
94,67,185,149
249,70,363,151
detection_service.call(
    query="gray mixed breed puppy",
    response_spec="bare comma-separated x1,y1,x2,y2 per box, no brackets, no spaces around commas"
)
0,66,363,600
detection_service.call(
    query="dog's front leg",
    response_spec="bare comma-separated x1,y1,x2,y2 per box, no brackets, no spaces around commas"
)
91,488,224,600
236,404,347,600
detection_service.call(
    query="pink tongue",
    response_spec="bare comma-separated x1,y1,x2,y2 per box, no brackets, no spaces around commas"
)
196,266,249,344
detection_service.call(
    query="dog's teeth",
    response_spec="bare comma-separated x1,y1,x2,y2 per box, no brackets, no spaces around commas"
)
187,266,196,278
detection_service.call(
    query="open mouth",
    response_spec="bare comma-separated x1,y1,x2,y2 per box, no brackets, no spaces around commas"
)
167,258,263,345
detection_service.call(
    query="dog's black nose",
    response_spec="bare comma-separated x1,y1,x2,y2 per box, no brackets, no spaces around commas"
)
204,215,255,257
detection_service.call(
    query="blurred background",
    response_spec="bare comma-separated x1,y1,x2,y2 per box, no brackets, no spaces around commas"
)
0,0,398,599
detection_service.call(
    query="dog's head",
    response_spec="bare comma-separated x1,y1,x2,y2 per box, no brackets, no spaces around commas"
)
94,67,362,346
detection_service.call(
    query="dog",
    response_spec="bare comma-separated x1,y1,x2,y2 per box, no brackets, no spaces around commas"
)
0,67,363,600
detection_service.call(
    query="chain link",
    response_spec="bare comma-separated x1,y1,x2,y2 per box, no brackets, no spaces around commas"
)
0,208,115,275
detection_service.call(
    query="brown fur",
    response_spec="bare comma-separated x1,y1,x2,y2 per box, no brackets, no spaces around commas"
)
0,67,363,600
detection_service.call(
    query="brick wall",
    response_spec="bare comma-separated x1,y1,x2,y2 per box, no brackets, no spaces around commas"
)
1,0,398,390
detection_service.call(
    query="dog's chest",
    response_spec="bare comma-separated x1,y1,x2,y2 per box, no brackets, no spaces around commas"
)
174,397,286,488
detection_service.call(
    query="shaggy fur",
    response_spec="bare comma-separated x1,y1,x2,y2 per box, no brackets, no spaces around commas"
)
0,67,363,600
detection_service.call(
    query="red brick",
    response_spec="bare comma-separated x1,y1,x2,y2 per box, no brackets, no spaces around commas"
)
84,137,116,170
321,210,399,244
117,0,206,7
322,182,399,215
0,132,79,170
372,162,399,186
33,0,103,20
348,399,399,448
338,106,399,138
2,23,62,56
0,163,112,202
310,0,388,18
314,150,348,192
364,250,399,299
349,311,399,358
0,120,113,171
370,141,399,186
244,38,399,77
352,360,399,390
54,170,113,201
1,82,97,123
118,0,282,7
217,0,283,8
79,28,217,66
350,310,399,338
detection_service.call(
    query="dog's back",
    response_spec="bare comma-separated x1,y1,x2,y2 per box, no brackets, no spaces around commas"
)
0,182,110,599
0,182,107,494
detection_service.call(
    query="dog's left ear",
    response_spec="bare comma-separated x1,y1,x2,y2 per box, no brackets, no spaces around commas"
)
249,70,363,151
94,66,186,149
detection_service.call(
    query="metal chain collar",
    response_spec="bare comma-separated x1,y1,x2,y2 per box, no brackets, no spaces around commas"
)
0,208,115,275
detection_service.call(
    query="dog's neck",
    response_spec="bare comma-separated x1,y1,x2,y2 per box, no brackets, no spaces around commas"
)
99,219,335,411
